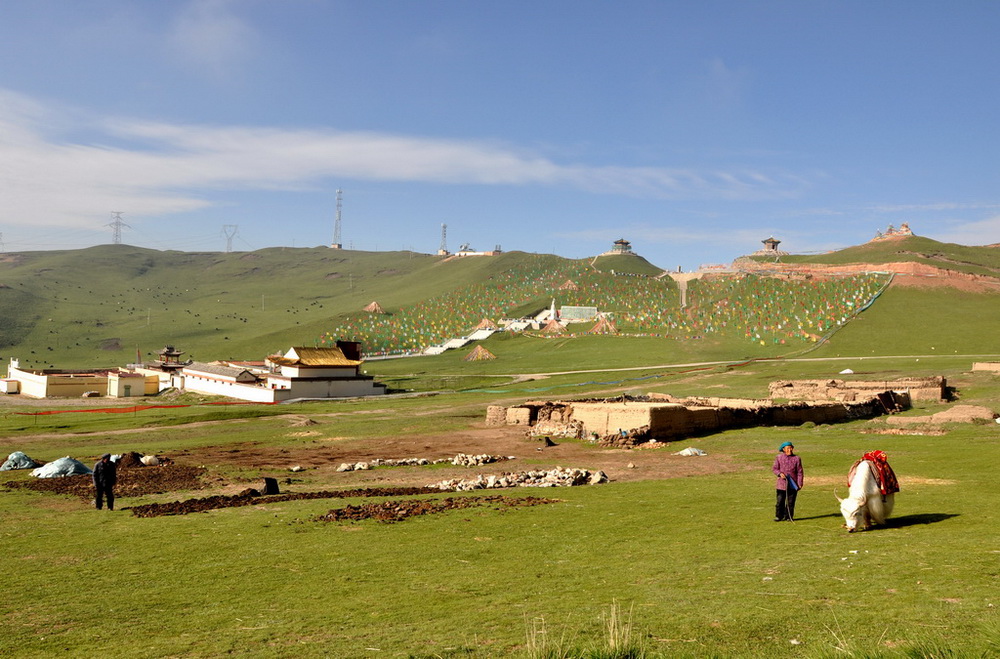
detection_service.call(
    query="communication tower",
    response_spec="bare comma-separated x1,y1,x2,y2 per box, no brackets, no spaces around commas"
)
331,189,343,249
106,212,131,245
437,223,449,255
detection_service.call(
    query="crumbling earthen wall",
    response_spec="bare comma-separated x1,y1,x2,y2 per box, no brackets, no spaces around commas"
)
488,391,908,442
505,407,534,426
769,377,943,402
569,401,672,437
485,405,508,426
972,362,1000,373
673,396,772,410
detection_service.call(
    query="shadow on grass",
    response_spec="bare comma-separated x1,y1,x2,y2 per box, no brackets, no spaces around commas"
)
882,512,958,528
789,513,842,521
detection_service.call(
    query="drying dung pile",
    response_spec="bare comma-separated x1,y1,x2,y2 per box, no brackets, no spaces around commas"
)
128,486,443,517
315,494,557,524
128,465,602,517
5,463,205,499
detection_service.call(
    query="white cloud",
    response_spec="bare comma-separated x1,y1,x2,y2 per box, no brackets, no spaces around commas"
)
703,58,752,109
555,224,768,250
166,0,259,78
0,89,811,231
931,215,1000,247
867,202,1000,213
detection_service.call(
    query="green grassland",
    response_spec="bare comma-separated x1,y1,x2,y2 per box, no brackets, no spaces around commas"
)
770,235,1000,279
0,246,588,366
1,241,999,657
1,361,999,657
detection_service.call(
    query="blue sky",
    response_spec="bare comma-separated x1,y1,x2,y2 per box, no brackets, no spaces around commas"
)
1,1,998,270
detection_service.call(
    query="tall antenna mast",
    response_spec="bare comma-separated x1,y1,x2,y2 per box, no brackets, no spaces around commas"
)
222,224,238,253
438,223,448,255
107,212,131,245
331,188,343,249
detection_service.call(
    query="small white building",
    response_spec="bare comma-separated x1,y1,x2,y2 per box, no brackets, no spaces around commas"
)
178,346,387,402
5,359,158,399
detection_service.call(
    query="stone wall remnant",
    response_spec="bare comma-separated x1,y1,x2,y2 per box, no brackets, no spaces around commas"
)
769,377,943,402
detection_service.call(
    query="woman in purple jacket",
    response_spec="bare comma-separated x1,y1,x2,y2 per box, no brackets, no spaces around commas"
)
772,441,803,521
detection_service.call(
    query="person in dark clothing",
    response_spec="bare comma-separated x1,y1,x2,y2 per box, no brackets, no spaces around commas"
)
772,441,803,521
93,453,117,510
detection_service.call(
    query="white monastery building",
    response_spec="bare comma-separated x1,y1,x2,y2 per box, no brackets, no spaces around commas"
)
4,343,387,403
180,345,387,402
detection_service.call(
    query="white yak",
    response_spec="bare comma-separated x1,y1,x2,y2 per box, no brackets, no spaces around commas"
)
837,459,895,532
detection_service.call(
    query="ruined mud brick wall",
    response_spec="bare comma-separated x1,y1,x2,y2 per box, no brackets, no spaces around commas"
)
505,406,535,426
769,377,940,402
972,362,1000,373
488,395,902,441
567,401,662,437
681,399,891,434
487,402,576,431
527,402,582,438
485,405,509,426
673,396,772,410
767,398,891,424
652,396,895,428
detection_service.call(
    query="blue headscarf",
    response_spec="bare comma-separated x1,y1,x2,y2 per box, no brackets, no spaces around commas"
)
778,442,794,452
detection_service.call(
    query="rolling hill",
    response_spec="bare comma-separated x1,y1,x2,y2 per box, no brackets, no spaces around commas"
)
0,237,996,370
763,234,1000,279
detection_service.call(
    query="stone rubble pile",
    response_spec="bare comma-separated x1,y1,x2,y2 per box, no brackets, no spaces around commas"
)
336,454,512,472
428,466,608,491
337,458,429,472
597,425,651,448
450,453,512,467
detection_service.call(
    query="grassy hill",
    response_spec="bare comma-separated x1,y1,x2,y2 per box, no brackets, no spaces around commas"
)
589,252,664,275
770,235,1000,278
0,246,579,367
0,238,997,371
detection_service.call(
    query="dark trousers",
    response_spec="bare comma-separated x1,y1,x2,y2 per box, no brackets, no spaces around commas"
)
95,484,115,510
775,488,797,520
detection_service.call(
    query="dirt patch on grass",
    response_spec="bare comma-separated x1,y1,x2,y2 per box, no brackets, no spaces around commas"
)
167,425,747,488
128,486,444,517
126,486,557,522
316,494,557,523
3,420,746,518
3,464,207,500
861,428,948,436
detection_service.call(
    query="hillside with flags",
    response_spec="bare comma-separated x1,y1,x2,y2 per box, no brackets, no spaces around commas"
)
318,257,892,355
0,238,993,368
